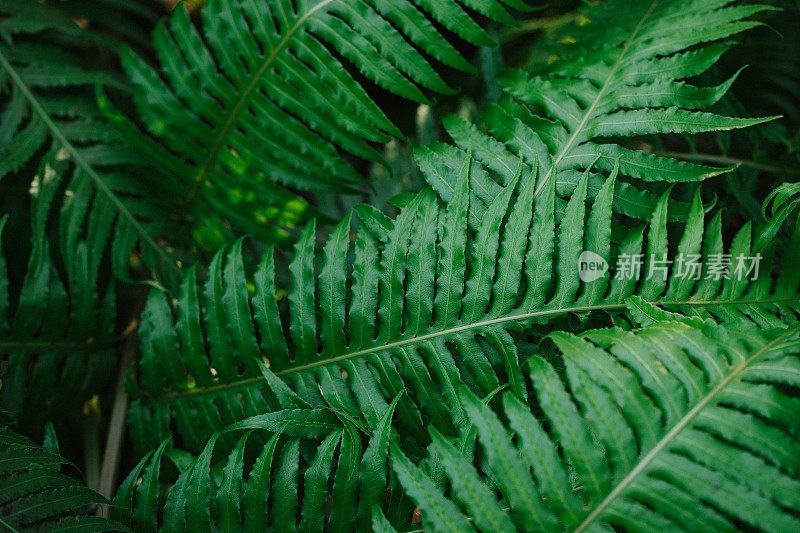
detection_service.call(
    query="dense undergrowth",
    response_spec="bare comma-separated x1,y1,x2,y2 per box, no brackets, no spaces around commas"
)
1,0,799,531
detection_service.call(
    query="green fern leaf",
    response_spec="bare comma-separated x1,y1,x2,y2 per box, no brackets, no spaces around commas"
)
394,313,800,531
0,0,182,283
417,0,778,224
0,420,127,532
119,0,533,241
127,156,800,455
0,154,116,437
113,394,405,531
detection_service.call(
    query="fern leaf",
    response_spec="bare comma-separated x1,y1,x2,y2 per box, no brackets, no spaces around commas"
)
417,0,778,224
0,0,182,283
0,155,116,437
0,421,126,532
128,159,800,454
114,394,405,531
119,0,531,241
394,314,800,532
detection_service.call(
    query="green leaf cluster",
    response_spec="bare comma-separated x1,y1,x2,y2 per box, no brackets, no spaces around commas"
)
1,0,799,531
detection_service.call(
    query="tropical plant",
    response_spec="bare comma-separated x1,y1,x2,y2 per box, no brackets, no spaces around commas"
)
0,0,798,531
0,0,183,284
0,417,126,532
116,0,536,243
126,161,800,456
390,309,800,532
118,174,800,530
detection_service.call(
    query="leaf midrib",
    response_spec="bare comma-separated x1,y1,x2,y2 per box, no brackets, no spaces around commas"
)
144,296,798,401
186,0,337,203
533,0,659,199
0,515,21,533
0,49,180,276
572,325,799,532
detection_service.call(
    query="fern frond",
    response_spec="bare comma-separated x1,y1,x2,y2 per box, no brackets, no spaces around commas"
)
119,0,533,240
0,0,182,283
0,420,126,532
128,156,800,454
0,154,116,436
392,313,800,532
417,0,778,223
113,394,405,531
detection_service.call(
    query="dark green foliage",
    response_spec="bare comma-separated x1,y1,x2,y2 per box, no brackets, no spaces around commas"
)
1,0,798,531
0,154,115,437
0,0,182,284
0,420,126,532
127,154,800,458
418,0,777,225
391,310,800,531
118,0,536,242
112,394,404,531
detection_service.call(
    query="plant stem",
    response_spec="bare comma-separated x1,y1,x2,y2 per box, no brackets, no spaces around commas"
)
97,329,138,516
83,396,101,491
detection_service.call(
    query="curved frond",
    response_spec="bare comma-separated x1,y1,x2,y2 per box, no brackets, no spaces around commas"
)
112,394,406,531
120,0,532,239
128,157,800,454
393,314,800,532
417,0,778,224
0,420,126,532
0,0,182,283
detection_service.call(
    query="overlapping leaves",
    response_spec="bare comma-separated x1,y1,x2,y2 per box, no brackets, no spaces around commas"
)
392,312,800,531
112,393,407,532
417,0,777,225
128,151,800,455
0,0,182,284
0,154,116,437
0,420,125,532
120,0,534,242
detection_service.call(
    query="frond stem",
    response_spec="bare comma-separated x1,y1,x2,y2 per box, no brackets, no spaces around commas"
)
97,335,137,516
0,516,21,533
185,0,337,205
144,296,798,401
